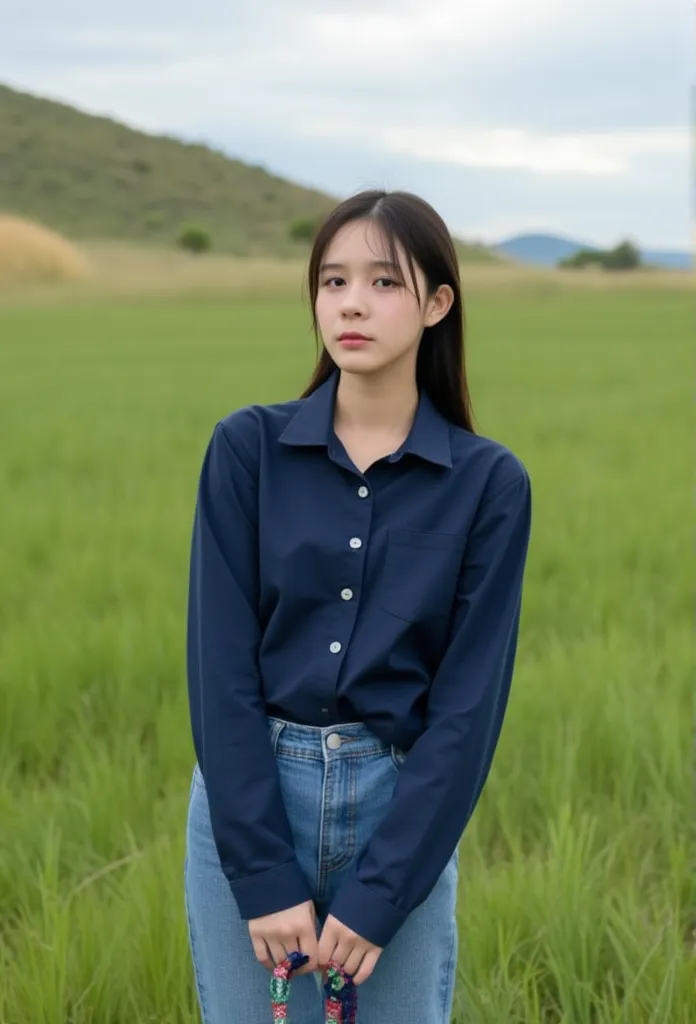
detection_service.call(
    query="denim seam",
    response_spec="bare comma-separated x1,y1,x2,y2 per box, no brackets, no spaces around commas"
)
438,852,460,1022
275,747,389,762
184,857,212,1022
324,755,357,872
316,747,331,900
439,914,458,1022
276,750,325,763
323,753,335,889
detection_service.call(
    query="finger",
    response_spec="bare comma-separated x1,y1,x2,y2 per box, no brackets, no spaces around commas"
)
251,937,273,970
330,935,354,969
317,924,338,968
353,949,381,986
342,945,366,979
267,940,288,968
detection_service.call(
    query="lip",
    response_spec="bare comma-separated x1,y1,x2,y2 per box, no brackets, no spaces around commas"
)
338,332,372,348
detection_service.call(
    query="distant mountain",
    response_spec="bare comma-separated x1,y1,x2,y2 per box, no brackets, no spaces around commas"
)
641,248,692,270
493,232,691,270
0,83,501,262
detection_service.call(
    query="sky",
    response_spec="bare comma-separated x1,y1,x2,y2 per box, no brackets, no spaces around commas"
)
2,0,692,250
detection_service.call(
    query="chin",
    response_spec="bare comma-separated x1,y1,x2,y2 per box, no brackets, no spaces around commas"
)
334,350,372,365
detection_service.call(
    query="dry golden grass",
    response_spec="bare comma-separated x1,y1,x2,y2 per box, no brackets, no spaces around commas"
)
0,238,691,306
0,215,91,286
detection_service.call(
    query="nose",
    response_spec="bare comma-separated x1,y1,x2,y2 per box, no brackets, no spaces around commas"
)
340,282,367,317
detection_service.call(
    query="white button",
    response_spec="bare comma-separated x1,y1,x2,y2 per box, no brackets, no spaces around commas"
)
349,537,362,549
358,486,369,498
326,733,342,750
329,641,342,653
341,588,353,600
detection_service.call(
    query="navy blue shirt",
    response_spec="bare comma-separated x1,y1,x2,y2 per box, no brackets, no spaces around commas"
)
186,366,532,948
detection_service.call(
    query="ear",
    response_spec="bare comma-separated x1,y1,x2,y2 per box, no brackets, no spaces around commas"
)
423,284,455,328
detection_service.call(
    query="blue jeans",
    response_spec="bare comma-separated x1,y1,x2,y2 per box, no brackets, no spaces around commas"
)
184,717,460,1023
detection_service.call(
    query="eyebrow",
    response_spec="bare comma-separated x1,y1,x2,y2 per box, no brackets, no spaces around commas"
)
319,260,401,274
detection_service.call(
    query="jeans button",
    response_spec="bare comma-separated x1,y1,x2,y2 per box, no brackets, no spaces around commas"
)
326,733,342,750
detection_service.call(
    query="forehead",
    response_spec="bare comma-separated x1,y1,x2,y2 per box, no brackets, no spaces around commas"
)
321,218,406,269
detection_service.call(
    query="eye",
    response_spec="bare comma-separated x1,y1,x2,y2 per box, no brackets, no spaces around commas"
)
322,276,344,287
375,277,399,288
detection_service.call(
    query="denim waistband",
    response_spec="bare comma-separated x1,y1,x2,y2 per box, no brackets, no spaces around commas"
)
268,715,395,760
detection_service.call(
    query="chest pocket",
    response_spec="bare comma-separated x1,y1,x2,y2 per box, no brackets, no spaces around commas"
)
378,528,466,623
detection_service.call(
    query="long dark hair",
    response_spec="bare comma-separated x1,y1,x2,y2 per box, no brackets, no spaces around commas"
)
298,189,476,433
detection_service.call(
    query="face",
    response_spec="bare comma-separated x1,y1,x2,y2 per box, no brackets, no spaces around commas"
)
314,218,453,376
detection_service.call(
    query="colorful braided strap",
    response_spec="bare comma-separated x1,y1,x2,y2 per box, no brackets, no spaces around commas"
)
270,949,358,1022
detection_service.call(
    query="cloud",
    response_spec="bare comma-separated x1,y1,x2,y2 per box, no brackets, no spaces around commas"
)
0,0,690,246
3,0,689,138
291,121,688,177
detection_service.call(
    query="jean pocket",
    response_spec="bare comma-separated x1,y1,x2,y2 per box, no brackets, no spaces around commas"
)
389,744,407,770
269,718,287,754
379,529,466,622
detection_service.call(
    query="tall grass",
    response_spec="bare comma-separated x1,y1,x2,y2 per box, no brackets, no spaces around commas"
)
0,242,692,308
0,287,692,1022
0,216,90,286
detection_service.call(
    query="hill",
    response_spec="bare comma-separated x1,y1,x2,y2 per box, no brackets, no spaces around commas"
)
493,232,691,271
0,84,500,263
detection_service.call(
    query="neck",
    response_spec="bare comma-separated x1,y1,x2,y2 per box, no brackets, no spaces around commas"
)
333,365,419,436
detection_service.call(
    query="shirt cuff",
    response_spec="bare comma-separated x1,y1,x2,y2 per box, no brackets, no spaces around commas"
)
327,877,408,949
229,860,313,920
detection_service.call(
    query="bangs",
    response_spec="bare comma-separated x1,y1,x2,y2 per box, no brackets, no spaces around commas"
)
309,213,424,312
364,218,422,307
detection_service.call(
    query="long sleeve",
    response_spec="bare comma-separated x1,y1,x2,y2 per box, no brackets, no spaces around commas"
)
327,467,533,948
186,414,313,920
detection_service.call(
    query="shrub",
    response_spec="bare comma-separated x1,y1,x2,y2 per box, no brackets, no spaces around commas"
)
288,216,319,242
603,240,640,270
144,211,165,231
559,248,605,269
177,224,212,254
559,239,641,271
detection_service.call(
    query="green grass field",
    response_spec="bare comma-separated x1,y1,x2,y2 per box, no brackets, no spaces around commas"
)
0,287,692,1022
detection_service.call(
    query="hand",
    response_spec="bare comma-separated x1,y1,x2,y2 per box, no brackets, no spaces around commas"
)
248,899,319,977
317,913,383,985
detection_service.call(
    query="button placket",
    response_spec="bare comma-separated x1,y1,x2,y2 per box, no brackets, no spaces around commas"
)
331,500,368,670
344,484,368,600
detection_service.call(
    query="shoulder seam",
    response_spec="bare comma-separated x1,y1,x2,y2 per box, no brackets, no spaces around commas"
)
218,410,259,465
480,465,529,510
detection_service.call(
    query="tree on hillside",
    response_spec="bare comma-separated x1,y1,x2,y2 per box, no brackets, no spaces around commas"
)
559,238,641,271
559,248,605,269
603,240,640,270
289,216,320,242
177,224,212,254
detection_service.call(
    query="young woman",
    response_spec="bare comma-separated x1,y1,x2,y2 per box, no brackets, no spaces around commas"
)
184,189,533,1023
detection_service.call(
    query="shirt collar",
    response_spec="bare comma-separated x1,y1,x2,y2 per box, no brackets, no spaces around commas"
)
278,366,453,469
